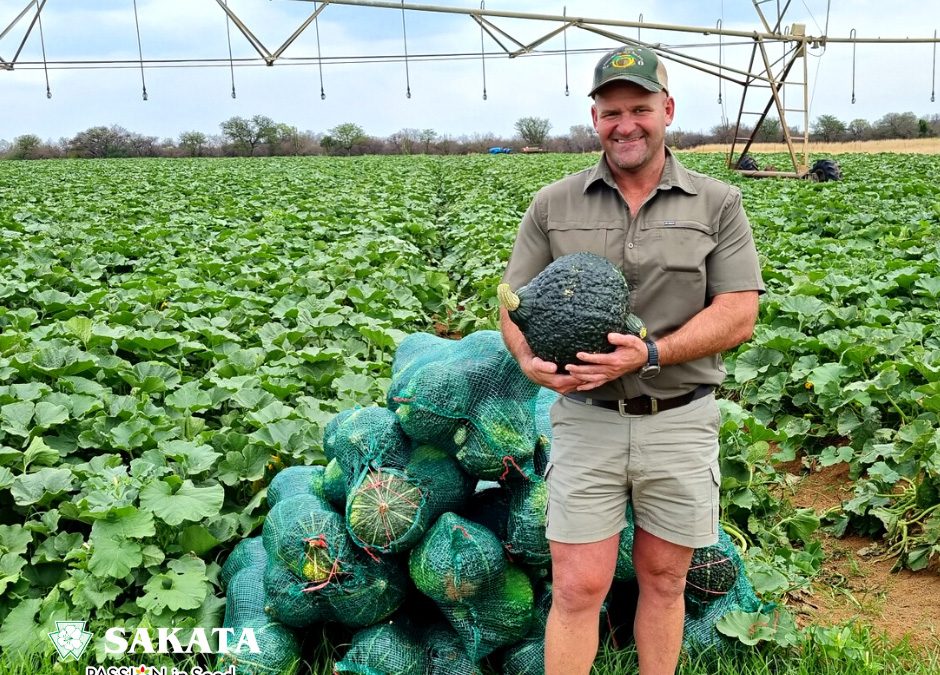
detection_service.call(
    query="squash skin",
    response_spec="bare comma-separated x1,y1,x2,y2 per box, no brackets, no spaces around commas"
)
498,252,645,369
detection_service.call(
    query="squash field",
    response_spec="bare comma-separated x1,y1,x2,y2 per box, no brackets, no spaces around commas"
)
0,153,939,670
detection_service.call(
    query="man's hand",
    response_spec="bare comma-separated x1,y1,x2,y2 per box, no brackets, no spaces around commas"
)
520,355,582,395
564,332,648,391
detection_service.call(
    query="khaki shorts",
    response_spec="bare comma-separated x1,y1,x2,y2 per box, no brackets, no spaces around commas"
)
545,392,721,549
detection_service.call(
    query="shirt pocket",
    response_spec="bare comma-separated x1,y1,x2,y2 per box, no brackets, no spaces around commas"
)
546,220,621,260
640,219,716,275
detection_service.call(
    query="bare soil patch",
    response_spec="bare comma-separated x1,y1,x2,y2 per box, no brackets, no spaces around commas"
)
780,463,940,649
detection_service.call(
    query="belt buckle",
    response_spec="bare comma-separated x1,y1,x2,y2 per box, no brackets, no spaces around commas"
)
617,399,628,417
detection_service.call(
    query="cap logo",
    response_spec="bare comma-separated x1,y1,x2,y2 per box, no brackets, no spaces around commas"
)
609,52,643,70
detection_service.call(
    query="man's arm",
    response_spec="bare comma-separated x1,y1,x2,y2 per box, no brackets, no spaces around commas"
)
500,306,581,394
565,290,759,390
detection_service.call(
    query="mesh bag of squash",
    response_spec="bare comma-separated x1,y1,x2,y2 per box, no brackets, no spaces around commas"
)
216,617,301,675
323,405,413,482
260,493,406,628
266,464,327,507
344,444,476,554
387,330,541,480
682,527,763,651
334,620,428,675
408,512,534,661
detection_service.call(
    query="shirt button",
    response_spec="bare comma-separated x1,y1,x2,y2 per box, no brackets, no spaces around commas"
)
627,242,635,249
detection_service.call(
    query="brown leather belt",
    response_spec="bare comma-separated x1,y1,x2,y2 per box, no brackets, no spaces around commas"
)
565,385,713,415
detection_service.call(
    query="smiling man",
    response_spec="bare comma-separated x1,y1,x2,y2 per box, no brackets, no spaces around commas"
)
499,46,764,674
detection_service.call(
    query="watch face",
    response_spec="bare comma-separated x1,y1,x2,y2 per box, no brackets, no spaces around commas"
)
639,364,661,380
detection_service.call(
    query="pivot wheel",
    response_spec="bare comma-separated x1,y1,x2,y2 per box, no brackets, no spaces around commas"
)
735,154,759,171
808,158,842,182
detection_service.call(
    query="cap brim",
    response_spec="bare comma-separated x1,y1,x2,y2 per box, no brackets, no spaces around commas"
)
589,75,665,98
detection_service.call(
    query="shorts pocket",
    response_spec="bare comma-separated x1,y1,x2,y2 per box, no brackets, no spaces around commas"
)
709,462,721,533
543,462,554,527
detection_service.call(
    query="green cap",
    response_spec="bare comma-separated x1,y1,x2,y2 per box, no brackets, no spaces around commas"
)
589,46,669,97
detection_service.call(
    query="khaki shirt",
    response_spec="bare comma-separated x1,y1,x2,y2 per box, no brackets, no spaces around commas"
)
502,150,765,400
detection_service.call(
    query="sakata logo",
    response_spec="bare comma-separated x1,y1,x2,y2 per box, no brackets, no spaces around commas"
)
48,621,93,660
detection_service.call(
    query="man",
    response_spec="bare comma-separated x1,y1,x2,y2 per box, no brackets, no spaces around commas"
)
499,46,764,674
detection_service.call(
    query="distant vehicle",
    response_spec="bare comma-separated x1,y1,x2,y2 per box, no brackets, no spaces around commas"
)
520,146,546,153
488,147,512,154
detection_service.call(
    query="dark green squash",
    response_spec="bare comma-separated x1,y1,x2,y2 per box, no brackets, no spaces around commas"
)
497,252,645,369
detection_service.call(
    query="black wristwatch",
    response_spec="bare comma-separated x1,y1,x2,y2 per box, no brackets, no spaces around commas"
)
638,339,661,379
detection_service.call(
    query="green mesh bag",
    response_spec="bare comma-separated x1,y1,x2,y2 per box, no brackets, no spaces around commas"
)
267,465,326,507
502,638,544,675
388,331,540,479
221,537,267,590
504,476,550,566
424,623,481,675
685,531,740,614
216,617,300,675
409,512,506,604
334,621,428,675
322,457,347,508
346,466,429,554
534,387,558,457
262,494,350,585
406,443,477,517
224,565,268,628
263,560,332,628
683,528,764,651
441,563,534,661
325,556,409,628
323,405,413,480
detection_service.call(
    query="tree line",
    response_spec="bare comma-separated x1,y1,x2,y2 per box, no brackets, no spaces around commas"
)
3,111,939,160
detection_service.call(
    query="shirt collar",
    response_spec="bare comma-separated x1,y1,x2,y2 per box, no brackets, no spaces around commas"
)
583,147,698,196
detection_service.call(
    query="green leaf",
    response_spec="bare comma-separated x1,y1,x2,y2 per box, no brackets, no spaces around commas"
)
32,401,69,429
10,468,74,506
165,381,213,412
91,507,156,539
159,440,220,475
0,524,32,556
1,400,34,437
64,316,94,345
179,524,221,556
0,552,28,595
23,436,60,469
0,598,46,654
715,610,779,645
139,556,208,613
88,533,143,578
140,479,224,526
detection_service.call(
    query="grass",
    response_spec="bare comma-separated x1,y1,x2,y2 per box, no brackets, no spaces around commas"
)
6,626,940,675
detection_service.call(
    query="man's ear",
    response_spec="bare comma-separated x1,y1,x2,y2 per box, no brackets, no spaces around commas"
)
664,95,675,127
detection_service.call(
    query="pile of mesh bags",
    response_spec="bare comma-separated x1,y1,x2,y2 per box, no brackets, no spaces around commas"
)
217,330,764,674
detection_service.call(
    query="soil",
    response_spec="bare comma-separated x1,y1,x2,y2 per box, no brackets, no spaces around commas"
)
779,461,940,649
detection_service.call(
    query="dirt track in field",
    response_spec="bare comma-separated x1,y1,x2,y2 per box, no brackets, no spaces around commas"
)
780,462,940,650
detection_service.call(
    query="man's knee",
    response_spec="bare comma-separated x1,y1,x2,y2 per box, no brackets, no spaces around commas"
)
551,572,611,614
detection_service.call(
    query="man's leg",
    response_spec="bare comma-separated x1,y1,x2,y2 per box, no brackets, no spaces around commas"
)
632,526,694,675
544,534,619,675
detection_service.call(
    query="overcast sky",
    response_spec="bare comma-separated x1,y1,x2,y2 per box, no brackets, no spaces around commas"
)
2,0,939,143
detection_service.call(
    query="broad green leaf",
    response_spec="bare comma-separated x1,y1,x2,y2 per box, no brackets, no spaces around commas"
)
159,440,220,475
166,381,213,412
1,400,34,437
0,524,32,556
64,316,94,345
10,468,74,506
88,534,142,578
32,402,69,429
139,556,208,613
22,436,59,469
139,479,224,526
91,507,156,540
0,598,46,654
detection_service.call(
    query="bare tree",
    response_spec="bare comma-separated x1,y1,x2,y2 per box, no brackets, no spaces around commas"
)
68,125,131,158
